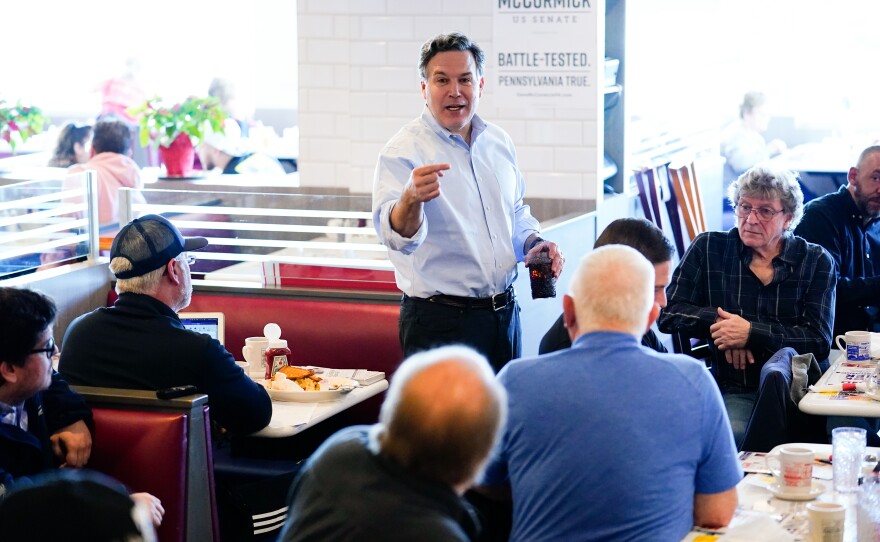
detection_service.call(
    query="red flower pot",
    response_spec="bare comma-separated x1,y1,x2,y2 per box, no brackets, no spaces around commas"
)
159,133,195,177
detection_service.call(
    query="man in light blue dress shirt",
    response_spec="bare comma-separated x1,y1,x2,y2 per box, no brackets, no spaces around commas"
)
372,33,564,372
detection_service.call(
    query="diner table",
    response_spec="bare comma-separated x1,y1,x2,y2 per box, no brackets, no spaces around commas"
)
798,350,880,418
682,442,880,541
251,377,389,438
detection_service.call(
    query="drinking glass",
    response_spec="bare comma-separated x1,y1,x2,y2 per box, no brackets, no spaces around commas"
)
527,251,556,299
858,477,880,541
832,427,867,493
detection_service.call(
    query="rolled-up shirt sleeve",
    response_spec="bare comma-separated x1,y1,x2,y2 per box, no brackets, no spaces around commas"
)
372,152,428,254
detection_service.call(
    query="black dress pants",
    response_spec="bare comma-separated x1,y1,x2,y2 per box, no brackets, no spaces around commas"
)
399,295,521,373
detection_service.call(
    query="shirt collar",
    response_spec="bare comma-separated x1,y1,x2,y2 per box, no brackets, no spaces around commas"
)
734,228,798,266
571,330,640,349
419,106,485,146
838,185,880,227
775,233,800,266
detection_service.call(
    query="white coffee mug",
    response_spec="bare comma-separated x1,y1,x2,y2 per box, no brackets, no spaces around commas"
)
242,337,269,367
807,501,845,542
766,446,813,495
834,330,871,361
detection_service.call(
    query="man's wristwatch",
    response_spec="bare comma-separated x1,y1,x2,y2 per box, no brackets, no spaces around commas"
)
527,236,545,252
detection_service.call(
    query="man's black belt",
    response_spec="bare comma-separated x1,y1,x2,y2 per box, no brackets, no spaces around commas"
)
424,286,514,311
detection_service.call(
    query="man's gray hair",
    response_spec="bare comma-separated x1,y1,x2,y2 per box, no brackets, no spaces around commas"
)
418,33,485,81
568,245,655,338
373,345,506,488
109,217,178,294
110,258,164,295
727,166,804,230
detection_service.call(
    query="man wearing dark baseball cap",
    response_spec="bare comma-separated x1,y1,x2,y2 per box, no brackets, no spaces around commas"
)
59,215,271,435
109,213,209,281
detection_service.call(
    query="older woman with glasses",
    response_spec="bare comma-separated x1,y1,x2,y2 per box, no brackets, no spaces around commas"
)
658,167,836,447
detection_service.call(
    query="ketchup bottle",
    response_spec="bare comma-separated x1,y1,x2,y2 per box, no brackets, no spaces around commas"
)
263,323,291,380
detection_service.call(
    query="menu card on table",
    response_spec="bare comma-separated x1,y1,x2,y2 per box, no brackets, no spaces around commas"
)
314,367,385,386
738,451,770,474
810,360,876,393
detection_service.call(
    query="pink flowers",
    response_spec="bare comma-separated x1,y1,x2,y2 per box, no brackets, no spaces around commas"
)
0,99,47,153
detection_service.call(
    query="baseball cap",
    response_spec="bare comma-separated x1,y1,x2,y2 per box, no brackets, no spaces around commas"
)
110,214,208,279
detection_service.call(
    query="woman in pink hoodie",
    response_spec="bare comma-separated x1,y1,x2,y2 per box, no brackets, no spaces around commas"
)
65,116,146,227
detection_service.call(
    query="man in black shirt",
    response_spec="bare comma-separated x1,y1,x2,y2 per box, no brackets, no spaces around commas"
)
794,145,880,339
539,218,674,354
278,346,507,541
59,215,271,435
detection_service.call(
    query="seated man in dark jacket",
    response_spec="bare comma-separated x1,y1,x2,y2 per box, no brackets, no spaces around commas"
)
794,145,880,445
0,287,93,490
540,218,674,354
279,346,507,542
59,214,272,435
0,287,163,526
794,145,880,339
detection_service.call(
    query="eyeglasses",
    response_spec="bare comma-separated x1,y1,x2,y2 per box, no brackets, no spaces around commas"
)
162,254,196,276
30,338,56,359
734,204,785,222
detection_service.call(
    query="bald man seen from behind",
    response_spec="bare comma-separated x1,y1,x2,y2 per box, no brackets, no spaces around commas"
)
278,345,507,542
479,245,742,541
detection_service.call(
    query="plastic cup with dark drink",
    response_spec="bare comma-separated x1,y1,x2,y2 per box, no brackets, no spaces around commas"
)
528,251,556,299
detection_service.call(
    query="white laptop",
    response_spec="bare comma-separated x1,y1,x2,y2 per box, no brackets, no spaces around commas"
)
178,312,226,345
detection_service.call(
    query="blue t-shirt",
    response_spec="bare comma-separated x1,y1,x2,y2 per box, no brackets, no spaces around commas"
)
480,331,742,541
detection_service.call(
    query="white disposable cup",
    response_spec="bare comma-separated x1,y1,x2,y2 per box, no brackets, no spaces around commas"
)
834,330,872,361
832,427,867,493
807,501,845,542
766,446,814,495
242,337,269,367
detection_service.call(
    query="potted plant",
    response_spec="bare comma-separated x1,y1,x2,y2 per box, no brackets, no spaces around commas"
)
128,95,226,177
0,99,48,153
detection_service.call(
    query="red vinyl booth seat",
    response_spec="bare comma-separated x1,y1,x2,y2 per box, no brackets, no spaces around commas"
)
75,387,219,542
90,409,188,542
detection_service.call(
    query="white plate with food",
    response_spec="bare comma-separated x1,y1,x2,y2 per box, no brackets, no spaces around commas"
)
260,366,358,402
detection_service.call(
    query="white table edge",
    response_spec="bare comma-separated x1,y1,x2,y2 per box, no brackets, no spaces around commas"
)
251,379,388,438
798,350,880,417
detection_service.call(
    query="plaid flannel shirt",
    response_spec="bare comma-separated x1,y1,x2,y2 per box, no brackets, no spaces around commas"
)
658,229,836,388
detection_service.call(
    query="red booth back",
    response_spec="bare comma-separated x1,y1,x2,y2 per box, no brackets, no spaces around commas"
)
186,293,404,378
89,409,188,542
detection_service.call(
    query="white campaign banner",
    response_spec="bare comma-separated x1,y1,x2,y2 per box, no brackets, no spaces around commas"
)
491,0,597,109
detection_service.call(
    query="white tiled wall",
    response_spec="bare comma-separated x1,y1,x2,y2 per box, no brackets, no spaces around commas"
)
297,0,601,200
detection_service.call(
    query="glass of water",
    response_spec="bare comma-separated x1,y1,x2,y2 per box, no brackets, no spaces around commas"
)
833,427,867,493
